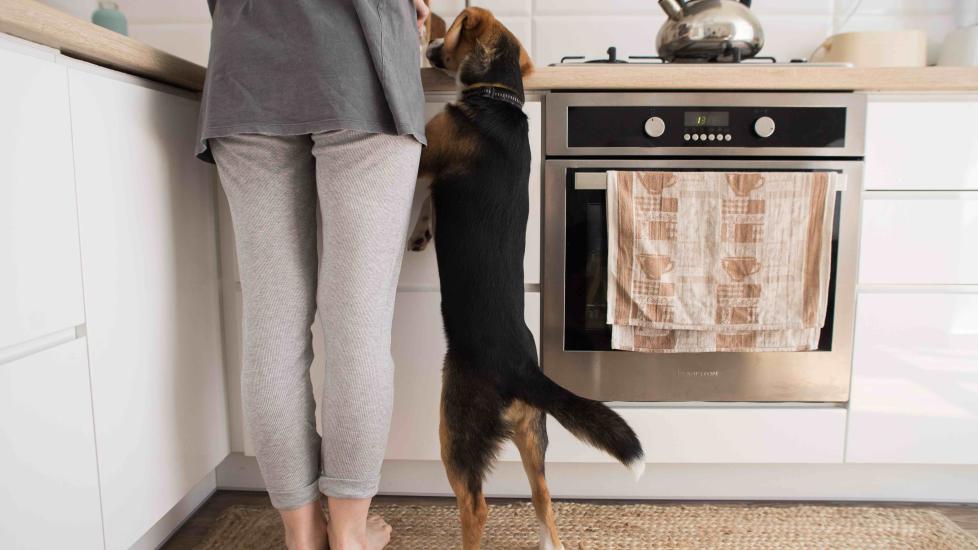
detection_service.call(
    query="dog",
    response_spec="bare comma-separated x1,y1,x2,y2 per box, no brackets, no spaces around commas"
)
411,8,646,550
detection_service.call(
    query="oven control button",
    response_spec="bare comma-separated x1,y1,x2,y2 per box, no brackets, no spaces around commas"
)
699,133,708,141
644,116,666,138
754,116,776,138
692,134,699,141
708,134,716,141
683,133,691,141
725,133,733,141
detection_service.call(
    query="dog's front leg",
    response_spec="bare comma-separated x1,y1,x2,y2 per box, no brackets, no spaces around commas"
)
408,190,435,251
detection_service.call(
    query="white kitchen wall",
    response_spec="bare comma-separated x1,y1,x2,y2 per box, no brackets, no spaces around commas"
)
37,0,972,67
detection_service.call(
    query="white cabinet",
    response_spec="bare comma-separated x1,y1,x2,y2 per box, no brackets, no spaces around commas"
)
397,98,543,289
0,39,84,350
384,291,541,461
68,63,229,549
846,292,978,464
859,195,978,285
0,339,103,550
864,95,978,191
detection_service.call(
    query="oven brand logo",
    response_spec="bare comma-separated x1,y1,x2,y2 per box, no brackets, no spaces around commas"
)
676,369,721,378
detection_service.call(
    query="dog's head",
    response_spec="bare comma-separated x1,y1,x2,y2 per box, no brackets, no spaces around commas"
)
426,8,533,88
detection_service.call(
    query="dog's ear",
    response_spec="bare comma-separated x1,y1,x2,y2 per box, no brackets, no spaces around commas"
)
461,7,490,32
443,11,466,52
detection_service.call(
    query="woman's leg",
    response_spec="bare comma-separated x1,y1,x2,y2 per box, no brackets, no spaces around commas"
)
312,130,422,549
211,134,328,550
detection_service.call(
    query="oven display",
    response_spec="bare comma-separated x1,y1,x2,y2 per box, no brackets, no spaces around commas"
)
684,111,730,127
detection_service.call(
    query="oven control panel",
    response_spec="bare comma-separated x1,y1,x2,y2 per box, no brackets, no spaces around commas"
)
546,93,867,158
569,106,846,149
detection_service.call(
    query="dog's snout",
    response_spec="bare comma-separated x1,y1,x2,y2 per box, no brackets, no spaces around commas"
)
426,38,445,68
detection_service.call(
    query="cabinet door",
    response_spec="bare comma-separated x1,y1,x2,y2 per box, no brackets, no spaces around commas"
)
0,339,103,549
68,65,229,550
383,291,541,461
859,195,978,285
846,292,978,464
864,96,978,191
397,99,543,288
0,40,84,349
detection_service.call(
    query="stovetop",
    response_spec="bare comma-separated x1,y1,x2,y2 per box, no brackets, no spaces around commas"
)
549,47,852,67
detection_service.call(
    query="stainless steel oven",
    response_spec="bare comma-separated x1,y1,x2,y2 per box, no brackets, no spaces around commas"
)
542,92,866,403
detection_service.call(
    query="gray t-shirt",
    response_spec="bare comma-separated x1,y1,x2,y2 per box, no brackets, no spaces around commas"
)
196,0,426,162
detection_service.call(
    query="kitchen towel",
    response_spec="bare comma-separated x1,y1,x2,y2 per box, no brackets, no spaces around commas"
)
606,170,840,353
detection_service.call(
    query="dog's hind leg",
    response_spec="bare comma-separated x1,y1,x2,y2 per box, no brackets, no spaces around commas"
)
440,370,495,550
508,401,564,550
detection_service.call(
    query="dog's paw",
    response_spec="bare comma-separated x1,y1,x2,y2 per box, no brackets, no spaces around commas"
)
409,228,432,252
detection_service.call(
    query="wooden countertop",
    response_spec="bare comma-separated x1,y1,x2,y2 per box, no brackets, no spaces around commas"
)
422,66,978,93
4,0,978,94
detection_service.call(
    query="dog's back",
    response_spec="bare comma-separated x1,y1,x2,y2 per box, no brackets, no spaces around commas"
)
433,99,532,359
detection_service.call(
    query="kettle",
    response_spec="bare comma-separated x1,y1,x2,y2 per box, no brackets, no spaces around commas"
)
656,0,764,62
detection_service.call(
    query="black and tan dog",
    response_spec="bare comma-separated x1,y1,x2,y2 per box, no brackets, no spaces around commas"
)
411,8,645,550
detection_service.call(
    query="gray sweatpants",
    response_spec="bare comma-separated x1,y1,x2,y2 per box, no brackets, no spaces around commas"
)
211,130,421,509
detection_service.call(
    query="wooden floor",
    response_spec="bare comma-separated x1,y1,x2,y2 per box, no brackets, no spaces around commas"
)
162,490,978,549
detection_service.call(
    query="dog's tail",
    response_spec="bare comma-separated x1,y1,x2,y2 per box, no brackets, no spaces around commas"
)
519,367,646,480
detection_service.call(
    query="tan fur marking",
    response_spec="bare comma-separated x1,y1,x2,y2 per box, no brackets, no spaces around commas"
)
419,110,479,179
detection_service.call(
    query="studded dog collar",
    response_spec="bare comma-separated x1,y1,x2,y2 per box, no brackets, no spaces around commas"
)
461,84,525,110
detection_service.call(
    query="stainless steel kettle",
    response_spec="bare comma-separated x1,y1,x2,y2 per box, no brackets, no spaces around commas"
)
656,0,764,62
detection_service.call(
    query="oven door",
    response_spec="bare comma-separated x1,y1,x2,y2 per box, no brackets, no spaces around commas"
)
542,159,863,403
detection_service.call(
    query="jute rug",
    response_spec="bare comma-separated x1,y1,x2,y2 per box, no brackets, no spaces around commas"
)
196,502,978,550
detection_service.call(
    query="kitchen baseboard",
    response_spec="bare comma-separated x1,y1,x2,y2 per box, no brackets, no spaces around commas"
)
131,470,217,550
216,453,978,503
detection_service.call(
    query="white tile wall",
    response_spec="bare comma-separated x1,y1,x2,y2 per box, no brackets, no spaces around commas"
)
35,0,971,68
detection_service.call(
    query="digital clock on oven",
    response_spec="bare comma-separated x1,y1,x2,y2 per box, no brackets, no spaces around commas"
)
684,111,730,127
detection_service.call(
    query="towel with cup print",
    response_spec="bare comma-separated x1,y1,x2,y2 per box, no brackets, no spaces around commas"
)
606,170,839,353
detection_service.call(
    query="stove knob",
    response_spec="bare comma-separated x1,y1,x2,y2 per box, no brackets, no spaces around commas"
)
754,116,776,138
644,116,666,138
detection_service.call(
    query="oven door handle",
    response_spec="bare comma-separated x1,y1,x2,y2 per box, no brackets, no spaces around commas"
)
573,171,849,191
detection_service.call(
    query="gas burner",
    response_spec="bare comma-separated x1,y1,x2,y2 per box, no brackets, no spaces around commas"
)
557,47,641,64
550,46,819,66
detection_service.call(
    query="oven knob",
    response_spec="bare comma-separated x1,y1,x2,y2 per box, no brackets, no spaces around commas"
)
644,116,666,138
754,116,776,138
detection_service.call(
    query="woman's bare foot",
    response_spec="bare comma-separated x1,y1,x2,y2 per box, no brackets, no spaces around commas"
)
327,497,392,550
327,514,392,550
281,499,329,550
365,515,393,549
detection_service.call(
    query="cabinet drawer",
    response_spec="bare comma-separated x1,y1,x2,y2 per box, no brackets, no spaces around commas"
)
0,43,85,349
859,195,978,285
398,100,542,288
847,292,978,464
0,338,103,549
864,97,978,191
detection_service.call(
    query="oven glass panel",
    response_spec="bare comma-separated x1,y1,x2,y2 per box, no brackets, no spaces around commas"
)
563,169,839,352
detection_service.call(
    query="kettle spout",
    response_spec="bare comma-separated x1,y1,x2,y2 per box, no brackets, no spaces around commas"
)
658,0,685,20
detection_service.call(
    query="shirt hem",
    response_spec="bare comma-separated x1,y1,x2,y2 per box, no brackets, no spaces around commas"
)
196,117,427,163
